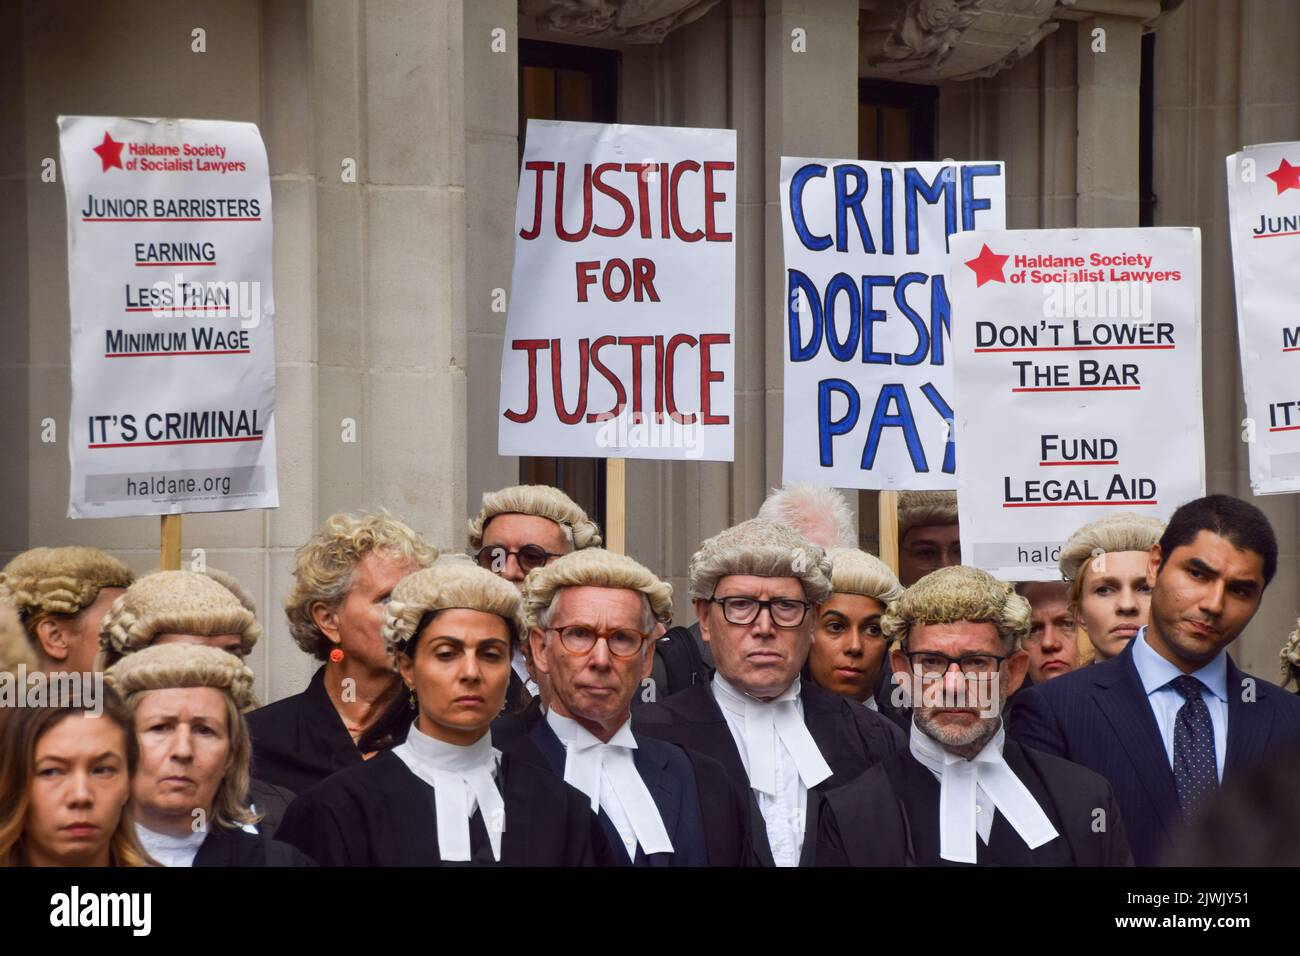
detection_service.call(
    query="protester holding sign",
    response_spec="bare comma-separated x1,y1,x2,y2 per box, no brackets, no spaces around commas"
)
500,121,736,463
780,158,1005,489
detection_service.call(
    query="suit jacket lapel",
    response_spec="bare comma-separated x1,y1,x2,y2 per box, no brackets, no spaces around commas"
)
1225,656,1273,775
1093,644,1180,833
527,718,569,777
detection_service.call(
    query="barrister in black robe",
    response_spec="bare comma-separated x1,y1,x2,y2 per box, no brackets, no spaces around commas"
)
276,747,612,866
276,560,615,867
816,734,1133,866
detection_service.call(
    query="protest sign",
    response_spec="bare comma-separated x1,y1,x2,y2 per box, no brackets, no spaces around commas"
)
1227,142,1300,495
498,120,736,461
779,158,1005,489
59,115,278,519
949,227,1204,581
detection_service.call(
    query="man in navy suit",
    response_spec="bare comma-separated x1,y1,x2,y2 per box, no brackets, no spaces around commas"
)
1010,494,1300,865
498,547,753,866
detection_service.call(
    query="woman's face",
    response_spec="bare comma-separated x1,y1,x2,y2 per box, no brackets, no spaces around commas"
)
398,608,512,746
1076,550,1153,659
809,593,888,702
25,713,130,866
132,687,232,831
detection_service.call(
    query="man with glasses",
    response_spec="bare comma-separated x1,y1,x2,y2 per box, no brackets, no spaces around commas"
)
500,548,753,865
468,484,603,719
634,519,904,867
897,490,962,586
817,566,1132,866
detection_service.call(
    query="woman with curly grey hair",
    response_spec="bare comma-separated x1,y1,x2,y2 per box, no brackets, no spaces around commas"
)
275,560,616,866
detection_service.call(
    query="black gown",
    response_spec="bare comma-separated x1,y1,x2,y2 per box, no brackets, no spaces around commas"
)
816,738,1134,866
192,823,317,867
275,749,619,866
247,665,409,794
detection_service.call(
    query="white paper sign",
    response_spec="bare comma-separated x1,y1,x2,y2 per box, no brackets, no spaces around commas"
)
59,116,278,518
498,120,736,461
779,158,1005,489
949,227,1205,581
1227,142,1300,495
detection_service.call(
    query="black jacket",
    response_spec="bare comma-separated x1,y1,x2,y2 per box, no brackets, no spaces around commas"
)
275,748,619,867
817,738,1133,866
193,823,317,867
632,679,905,865
502,716,755,866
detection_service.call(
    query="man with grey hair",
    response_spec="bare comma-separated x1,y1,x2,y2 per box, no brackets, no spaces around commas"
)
756,482,857,550
817,566,1132,866
498,548,753,865
634,519,904,867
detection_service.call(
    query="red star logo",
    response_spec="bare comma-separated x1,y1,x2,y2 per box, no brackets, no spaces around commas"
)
92,132,125,172
965,243,1010,287
1266,158,1300,194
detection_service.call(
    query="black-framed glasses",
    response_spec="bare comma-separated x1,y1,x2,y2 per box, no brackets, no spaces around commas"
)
474,544,563,574
901,650,1009,679
711,595,810,628
548,625,651,658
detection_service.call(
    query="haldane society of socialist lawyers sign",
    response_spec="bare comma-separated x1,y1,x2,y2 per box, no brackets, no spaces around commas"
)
949,227,1205,581
499,120,736,462
1227,142,1300,495
59,115,278,518
779,157,1006,490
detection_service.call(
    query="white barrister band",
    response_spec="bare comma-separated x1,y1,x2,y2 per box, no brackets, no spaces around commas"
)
712,673,832,794
548,710,674,859
394,723,505,862
909,721,1058,864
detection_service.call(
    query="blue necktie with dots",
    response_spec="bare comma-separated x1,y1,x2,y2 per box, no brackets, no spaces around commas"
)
1170,675,1218,818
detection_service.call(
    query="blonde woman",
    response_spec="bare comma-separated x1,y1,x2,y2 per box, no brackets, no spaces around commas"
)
105,644,313,866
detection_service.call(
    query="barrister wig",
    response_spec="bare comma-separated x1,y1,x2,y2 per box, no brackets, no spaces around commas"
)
688,519,833,605
826,548,905,606
0,602,35,673
881,565,1030,654
99,571,262,668
467,484,603,552
0,546,134,629
756,483,857,549
1058,512,1165,583
1281,621,1300,690
382,559,528,660
896,491,958,541
104,643,258,829
285,511,439,661
522,548,673,634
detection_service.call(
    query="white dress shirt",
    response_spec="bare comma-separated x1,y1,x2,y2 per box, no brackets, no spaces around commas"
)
712,673,832,867
546,710,673,862
1130,626,1228,781
512,648,540,698
134,822,207,867
393,723,505,862
909,720,1059,864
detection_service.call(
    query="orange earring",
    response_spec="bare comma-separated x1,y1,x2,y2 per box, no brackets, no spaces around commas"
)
329,647,344,663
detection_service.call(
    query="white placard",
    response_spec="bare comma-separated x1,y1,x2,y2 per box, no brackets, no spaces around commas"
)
779,158,1005,489
59,115,278,518
1227,142,1300,495
949,227,1205,581
498,120,736,461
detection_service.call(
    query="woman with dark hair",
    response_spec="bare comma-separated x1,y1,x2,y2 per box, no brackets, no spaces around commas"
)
104,643,313,866
0,691,153,867
276,559,615,866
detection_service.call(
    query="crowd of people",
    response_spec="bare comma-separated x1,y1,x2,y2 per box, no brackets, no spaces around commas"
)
2,482,1300,867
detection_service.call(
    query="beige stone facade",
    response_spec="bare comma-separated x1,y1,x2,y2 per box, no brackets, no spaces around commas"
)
3,0,1296,700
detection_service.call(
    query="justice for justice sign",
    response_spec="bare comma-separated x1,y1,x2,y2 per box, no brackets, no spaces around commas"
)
498,120,736,461
949,228,1205,580
1227,143,1300,495
59,116,278,518
779,158,1005,489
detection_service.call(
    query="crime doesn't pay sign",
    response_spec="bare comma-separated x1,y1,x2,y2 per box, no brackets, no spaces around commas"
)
779,157,1005,490
949,227,1205,581
498,120,736,461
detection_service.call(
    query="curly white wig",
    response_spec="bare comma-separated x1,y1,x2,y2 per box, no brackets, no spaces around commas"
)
881,565,1029,653
1058,512,1165,583
688,519,832,605
467,484,603,552
382,559,527,660
826,548,905,606
521,548,673,634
